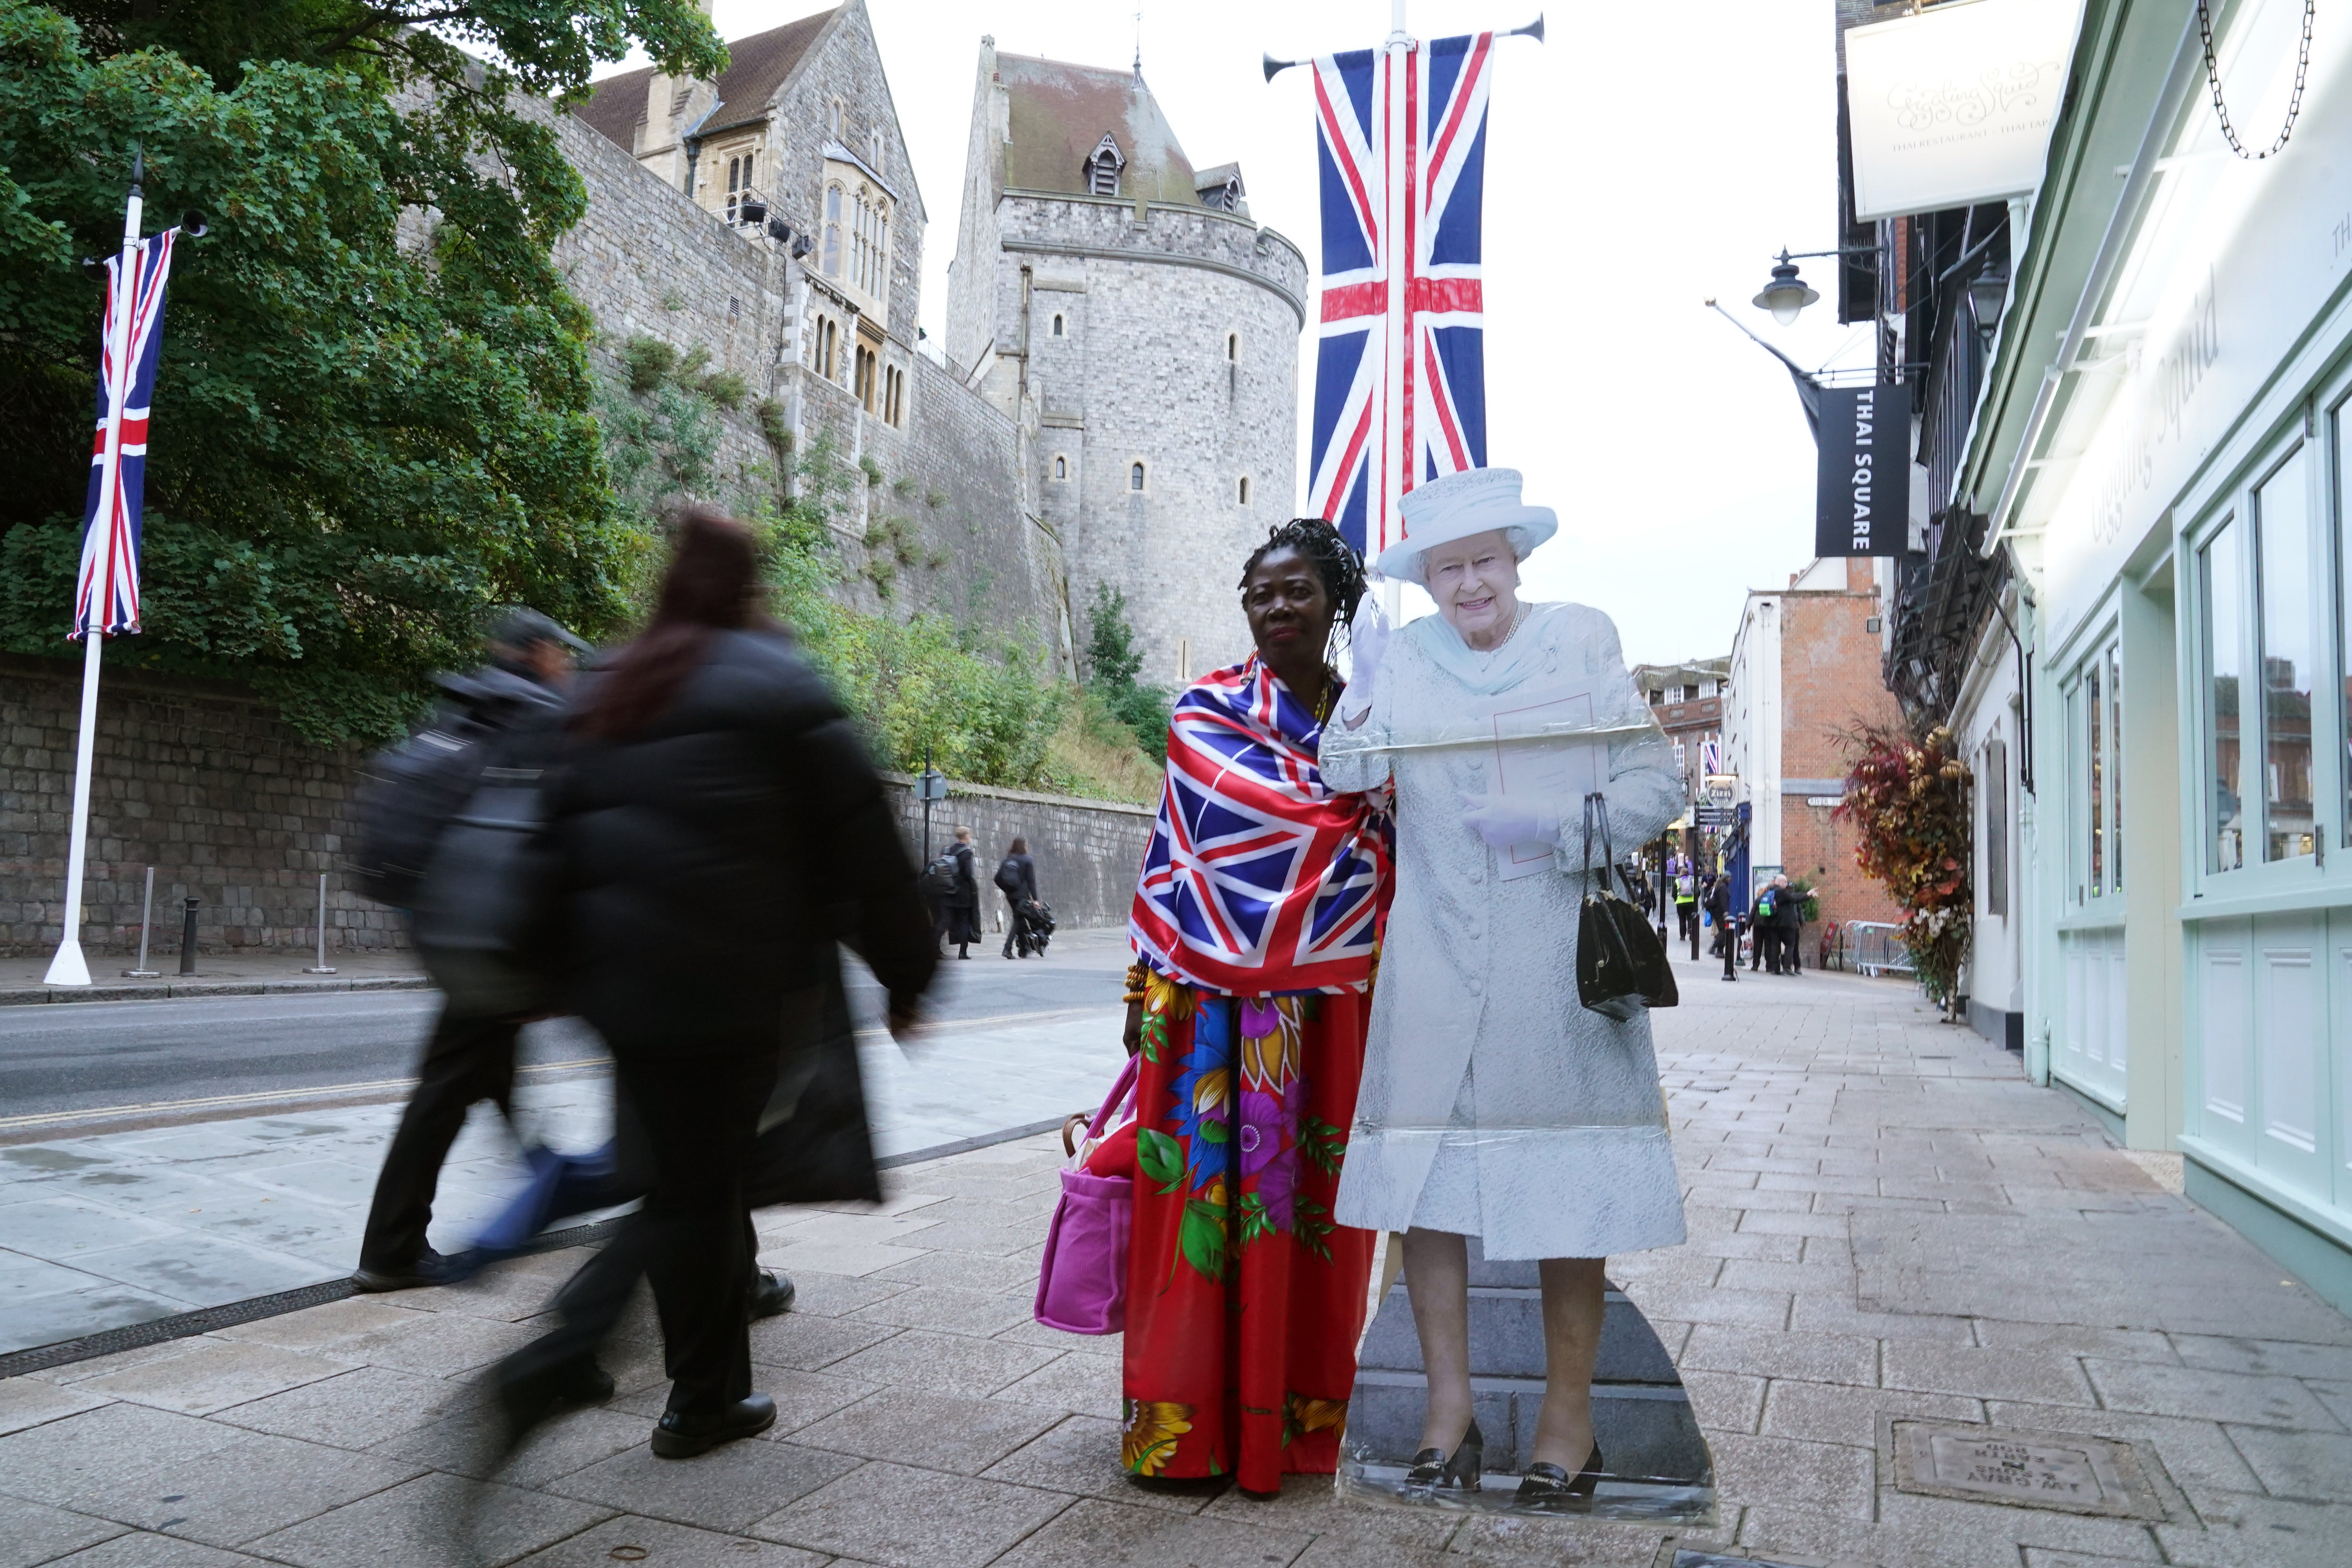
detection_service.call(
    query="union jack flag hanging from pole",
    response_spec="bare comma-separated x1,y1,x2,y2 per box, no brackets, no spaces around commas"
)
1130,657,1389,995
73,228,176,640
1306,33,1492,561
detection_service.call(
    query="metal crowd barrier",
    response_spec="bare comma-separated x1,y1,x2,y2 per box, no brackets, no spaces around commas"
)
1837,920,1915,978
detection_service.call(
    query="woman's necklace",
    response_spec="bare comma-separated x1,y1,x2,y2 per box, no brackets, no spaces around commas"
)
1475,601,1530,657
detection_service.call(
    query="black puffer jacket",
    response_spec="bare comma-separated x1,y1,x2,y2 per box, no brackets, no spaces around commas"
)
550,628,935,1047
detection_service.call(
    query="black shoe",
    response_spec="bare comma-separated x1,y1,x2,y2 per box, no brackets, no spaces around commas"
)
352,1247,458,1293
1403,1418,1483,1495
651,1393,777,1458
1513,1444,1604,1512
750,1269,795,1319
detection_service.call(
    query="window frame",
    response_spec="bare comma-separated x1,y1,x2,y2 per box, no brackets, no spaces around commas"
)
2189,408,2339,893
1128,460,1149,494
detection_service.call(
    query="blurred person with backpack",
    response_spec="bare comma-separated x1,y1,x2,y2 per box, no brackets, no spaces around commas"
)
995,837,1040,958
494,506,935,1458
350,607,586,1293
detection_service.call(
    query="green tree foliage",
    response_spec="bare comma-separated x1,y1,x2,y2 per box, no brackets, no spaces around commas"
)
1083,580,1173,762
0,1,725,744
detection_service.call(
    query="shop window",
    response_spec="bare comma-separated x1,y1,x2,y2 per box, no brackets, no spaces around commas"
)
2204,517,2247,873
2068,642,2124,907
2256,445,2316,860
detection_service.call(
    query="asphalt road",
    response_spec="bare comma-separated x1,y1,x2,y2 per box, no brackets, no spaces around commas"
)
0,931,1129,1123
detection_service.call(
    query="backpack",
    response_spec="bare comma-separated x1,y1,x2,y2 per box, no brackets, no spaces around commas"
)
919,852,961,901
1758,891,1775,918
994,856,1025,895
351,707,498,909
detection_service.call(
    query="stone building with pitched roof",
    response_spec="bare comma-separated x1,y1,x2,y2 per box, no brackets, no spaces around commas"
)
946,40,1309,685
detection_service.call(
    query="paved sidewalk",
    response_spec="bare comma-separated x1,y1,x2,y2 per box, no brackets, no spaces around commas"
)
0,952,2347,1566
0,1002,1128,1356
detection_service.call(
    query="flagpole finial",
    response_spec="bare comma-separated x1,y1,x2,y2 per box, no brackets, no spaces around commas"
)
129,143,143,195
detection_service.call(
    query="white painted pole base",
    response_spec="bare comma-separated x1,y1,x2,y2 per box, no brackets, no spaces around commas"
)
43,938,91,988
305,870,337,975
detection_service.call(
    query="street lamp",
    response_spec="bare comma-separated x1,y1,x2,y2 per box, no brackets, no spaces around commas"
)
1752,252,1819,326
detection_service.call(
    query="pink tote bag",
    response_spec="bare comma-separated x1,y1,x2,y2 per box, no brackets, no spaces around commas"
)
1033,1056,1137,1334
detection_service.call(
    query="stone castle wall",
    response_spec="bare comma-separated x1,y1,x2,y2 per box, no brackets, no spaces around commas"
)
0,655,1147,957
881,773,1152,934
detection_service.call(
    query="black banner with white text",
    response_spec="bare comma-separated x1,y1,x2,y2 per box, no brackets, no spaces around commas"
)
1815,382,1908,557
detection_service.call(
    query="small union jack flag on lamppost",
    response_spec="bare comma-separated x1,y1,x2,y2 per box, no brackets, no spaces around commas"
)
44,150,203,987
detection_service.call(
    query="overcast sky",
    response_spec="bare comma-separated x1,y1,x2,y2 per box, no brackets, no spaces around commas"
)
599,0,1873,664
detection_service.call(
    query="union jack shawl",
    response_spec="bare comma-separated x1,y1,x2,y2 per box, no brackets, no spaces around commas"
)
1131,658,1389,995
74,228,177,640
1307,33,1493,560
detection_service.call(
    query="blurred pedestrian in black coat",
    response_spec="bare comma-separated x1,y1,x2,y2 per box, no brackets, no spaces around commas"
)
499,507,935,1459
938,825,982,958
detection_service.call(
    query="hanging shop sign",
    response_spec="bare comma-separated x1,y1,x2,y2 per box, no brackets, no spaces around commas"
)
1815,382,1909,557
1845,0,2082,221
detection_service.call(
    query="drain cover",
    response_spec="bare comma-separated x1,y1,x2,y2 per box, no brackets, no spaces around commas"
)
1889,1421,2166,1520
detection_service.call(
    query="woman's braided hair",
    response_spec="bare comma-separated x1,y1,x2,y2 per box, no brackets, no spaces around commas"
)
1238,518,1368,651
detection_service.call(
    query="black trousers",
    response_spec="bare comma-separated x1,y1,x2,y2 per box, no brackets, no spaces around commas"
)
1675,902,1698,942
593,1044,776,1415
359,1005,521,1271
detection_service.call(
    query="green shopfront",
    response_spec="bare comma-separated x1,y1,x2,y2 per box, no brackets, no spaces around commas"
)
1969,0,2352,1311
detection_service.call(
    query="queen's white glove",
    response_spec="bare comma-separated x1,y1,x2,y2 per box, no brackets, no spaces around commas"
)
1459,791,1559,849
1336,598,1389,724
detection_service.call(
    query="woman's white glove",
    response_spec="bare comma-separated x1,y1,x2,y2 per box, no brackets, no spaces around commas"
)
1459,791,1559,849
1336,598,1389,725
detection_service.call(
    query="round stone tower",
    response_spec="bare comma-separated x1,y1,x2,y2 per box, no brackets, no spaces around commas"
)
946,39,1308,687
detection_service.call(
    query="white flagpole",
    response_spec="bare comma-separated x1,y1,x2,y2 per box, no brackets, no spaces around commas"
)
44,163,144,988
1381,0,1410,628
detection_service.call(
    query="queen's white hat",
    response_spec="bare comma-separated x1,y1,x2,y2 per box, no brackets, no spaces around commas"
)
1372,468,1558,586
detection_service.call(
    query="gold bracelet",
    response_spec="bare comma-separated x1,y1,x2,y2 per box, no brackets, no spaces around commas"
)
1123,962,1149,1005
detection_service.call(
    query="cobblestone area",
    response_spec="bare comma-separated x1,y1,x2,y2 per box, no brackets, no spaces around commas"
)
1,955,2347,1566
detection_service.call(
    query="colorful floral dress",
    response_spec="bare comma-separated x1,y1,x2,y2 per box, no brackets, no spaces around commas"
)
1121,656,1390,1493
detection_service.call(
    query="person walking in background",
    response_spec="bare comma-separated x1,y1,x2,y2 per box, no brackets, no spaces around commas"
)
1706,873,1736,966
1751,879,1780,974
497,507,935,1458
1670,848,1698,944
996,836,1040,958
353,607,586,1292
939,825,981,959
1120,517,1392,1494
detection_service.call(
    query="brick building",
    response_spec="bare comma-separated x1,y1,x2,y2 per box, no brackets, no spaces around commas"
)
1722,557,1905,948
1632,656,1731,802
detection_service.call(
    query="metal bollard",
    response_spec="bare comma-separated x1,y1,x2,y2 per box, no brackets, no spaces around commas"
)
177,896,200,976
123,866,160,978
304,872,337,975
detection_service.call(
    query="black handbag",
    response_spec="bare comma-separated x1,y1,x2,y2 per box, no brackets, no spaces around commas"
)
1576,792,1680,1020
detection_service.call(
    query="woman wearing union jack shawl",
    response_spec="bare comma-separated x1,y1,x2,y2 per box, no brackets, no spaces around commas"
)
1110,518,1392,1495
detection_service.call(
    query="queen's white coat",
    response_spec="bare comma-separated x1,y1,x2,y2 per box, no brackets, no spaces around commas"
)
1324,601,1688,1260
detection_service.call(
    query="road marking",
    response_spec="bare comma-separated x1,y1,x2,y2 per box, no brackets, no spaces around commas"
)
0,1002,1124,1133
0,1056,610,1131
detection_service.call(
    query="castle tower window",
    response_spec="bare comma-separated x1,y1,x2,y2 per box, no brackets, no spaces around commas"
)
1053,455,1068,481
822,184,842,277
869,127,885,167
1225,332,1238,362
1237,476,1250,506
1129,461,1147,492
1085,134,1125,197
723,150,755,223
1052,314,1065,337
830,100,843,136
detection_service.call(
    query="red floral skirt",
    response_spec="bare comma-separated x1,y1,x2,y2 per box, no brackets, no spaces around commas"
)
1119,977,1376,1492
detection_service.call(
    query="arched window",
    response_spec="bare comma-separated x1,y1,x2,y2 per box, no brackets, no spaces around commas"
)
1238,476,1251,506
1130,462,1146,493
1086,134,1125,197
1051,314,1065,337
822,184,842,277
1226,332,1239,362
1053,455,1068,481
829,100,843,136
